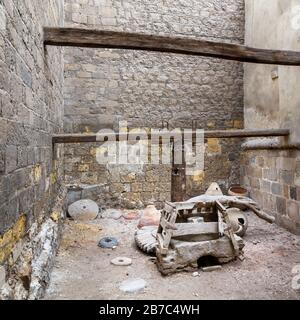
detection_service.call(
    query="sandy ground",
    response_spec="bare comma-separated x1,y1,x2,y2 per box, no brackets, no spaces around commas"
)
45,209,300,300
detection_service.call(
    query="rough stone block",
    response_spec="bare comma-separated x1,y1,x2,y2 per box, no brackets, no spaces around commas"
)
99,6,117,18
261,179,271,193
296,160,300,175
17,146,28,168
276,157,296,171
263,193,277,213
19,188,34,214
19,62,32,88
265,157,276,168
263,168,278,181
256,156,265,167
206,138,221,154
297,188,300,202
283,184,289,198
249,177,260,189
290,186,297,201
131,183,143,192
72,13,88,24
271,182,282,196
247,166,262,178
12,239,24,263
276,197,286,216
78,164,89,172
101,17,117,26
294,175,300,187
0,215,26,264
5,145,17,173
287,201,300,223
280,170,294,185
233,119,243,129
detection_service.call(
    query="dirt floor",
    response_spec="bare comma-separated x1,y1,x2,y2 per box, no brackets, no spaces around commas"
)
45,209,300,300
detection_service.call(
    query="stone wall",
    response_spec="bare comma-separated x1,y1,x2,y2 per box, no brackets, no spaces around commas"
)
242,0,300,235
63,0,245,207
0,0,65,297
241,150,300,235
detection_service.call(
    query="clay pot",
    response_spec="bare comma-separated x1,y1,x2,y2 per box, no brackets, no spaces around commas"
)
138,205,161,229
227,208,249,237
228,185,248,197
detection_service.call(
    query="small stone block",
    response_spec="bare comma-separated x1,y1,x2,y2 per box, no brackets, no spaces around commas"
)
201,265,222,272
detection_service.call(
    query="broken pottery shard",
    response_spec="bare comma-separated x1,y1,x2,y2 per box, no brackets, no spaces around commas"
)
119,278,147,293
111,257,132,266
68,199,99,221
138,205,161,228
98,237,118,248
101,209,122,220
122,211,140,220
110,211,123,220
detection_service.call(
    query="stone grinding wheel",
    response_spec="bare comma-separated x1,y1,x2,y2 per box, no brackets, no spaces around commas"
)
135,226,158,254
98,237,118,248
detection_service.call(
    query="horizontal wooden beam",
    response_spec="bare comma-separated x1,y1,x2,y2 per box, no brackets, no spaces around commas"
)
242,138,300,150
204,129,290,138
52,129,290,144
44,27,300,65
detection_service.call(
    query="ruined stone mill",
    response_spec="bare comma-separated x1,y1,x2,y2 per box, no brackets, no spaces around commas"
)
0,0,300,300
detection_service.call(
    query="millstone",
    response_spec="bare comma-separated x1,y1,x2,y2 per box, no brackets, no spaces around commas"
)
111,257,132,266
98,237,118,248
134,226,157,254
68,199,99,221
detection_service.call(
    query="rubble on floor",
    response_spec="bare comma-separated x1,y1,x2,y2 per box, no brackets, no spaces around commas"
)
119,278,147,293
44,209,300,300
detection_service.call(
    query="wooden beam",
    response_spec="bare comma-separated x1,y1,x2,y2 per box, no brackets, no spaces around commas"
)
53,133,98,143
52,129,290,144
204,129,290,138
171,222,219,238
44,27,300,65
242,138,300,150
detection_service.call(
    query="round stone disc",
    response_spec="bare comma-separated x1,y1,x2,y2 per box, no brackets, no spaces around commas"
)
111,257,132,266
98,237,118,248
68,199,99,221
